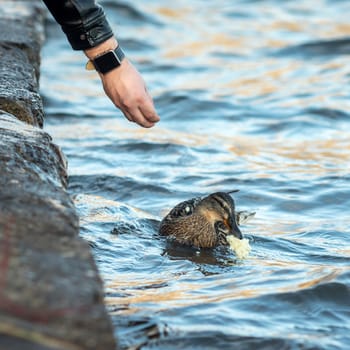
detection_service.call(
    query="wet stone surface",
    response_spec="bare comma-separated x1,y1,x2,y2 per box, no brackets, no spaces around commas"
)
0,1,45,127
0,45,44,127
0,1,45,79
0,1,116,349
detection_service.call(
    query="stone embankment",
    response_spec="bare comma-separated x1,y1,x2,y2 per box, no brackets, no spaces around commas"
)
0,1,116,349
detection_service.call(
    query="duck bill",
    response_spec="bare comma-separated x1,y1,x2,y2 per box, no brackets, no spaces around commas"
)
229,218,243,240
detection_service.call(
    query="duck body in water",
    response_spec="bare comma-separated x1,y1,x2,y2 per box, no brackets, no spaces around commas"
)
159,192,245,248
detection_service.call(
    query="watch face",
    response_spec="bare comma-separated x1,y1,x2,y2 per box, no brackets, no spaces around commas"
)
94,51,122,74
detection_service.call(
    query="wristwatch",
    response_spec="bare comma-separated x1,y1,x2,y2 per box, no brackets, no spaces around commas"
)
86,45,125,74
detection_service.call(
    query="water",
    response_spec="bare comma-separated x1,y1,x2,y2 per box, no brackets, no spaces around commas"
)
41,1,350,349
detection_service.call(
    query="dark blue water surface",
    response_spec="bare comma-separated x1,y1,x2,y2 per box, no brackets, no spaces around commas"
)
41,1,350,349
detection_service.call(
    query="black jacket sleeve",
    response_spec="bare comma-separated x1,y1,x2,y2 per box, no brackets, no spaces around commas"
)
42,0,114,50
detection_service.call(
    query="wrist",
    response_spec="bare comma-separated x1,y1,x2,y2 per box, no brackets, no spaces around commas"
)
84,37,119,60
85,43,125,74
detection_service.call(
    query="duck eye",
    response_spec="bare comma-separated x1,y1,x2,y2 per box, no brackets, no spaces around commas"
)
180,205,193,216
184,206,191,214
171,204,194,218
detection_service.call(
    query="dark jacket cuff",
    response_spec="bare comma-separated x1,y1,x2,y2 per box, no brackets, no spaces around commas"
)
63,15,114,50
43,0,114,50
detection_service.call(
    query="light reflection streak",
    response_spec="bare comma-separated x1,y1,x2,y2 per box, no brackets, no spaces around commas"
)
106,265,346,316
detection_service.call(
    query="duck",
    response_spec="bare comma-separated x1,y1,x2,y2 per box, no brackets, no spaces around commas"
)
159,191,246,248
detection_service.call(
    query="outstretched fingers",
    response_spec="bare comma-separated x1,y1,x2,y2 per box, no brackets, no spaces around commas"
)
126,106,156,128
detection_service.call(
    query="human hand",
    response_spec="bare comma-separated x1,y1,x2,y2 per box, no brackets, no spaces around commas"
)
99,59,160,128
85,37,160,128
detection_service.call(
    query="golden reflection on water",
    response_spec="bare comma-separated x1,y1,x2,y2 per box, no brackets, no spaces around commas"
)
297,269,340,289
106,273,258,314
164,33,246,59
155,6,191,19
227,132,350,170
222,60,302,97
267,20,303,33
322,22,350,38
106,264,345,315
112,120,350,189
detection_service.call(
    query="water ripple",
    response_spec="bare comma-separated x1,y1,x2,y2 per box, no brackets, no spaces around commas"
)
275,37,350,58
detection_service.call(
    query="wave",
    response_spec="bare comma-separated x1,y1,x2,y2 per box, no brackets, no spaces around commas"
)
274,37,350,58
